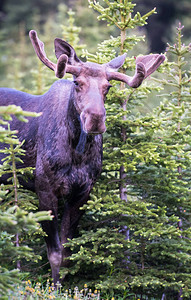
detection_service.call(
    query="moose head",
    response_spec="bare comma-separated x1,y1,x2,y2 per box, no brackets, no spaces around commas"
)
29,30,165,136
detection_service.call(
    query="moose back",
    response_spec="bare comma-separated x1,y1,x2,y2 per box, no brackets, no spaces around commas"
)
0,30,165,284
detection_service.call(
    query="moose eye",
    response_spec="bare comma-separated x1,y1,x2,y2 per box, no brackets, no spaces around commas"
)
107,84,113,91
73,80,79,87
104,84,112,94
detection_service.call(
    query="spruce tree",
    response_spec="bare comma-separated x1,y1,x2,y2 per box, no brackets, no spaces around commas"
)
62,0,163,294
0,106,52,295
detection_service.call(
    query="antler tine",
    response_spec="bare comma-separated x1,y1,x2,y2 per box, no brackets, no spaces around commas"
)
136,54,165,78
29,30,57,72
107,54,165,88
29,30,81,78
56,56,81,78
107,62,146,88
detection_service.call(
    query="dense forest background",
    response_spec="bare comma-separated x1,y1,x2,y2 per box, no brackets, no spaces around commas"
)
0,0,191,299
0,0,191,51
0,0,191,88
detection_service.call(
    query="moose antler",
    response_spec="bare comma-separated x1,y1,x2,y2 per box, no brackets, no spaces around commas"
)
29,30,165,86
136,54,165,79
29,30,80,78
107,54,165,88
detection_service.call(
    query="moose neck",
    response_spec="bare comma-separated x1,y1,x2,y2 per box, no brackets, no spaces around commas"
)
67,87,89,155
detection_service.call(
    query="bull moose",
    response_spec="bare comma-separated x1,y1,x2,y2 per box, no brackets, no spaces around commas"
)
0,30,165,284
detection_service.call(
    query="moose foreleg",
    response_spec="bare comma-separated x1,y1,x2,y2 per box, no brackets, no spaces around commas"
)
60,194,89,281
38,190,62,285
42,219,62,284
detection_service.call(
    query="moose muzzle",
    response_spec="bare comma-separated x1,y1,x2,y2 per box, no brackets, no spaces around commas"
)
80,106,106,135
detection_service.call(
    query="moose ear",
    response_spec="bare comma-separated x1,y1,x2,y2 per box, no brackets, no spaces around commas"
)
106,53,127,71
54,38,81,65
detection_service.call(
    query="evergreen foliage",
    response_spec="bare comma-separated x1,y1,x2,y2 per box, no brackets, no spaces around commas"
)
60,2,191,299
0,106,52,296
